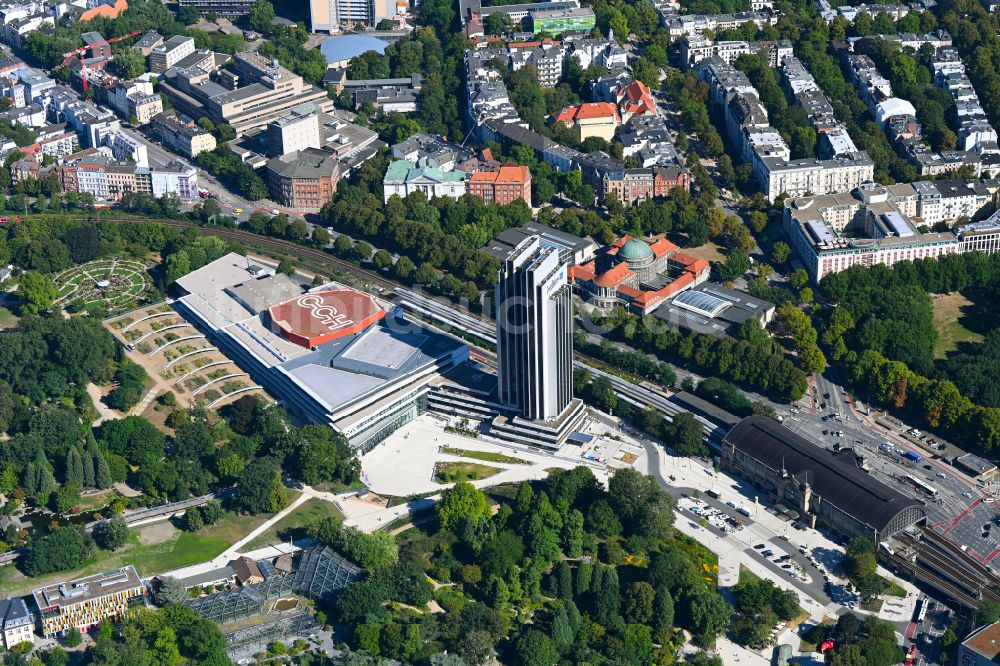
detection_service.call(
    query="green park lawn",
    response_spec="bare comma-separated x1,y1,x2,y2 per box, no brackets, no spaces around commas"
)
0,507,282,598
434,462,502,484
933,292,987,358
0,528,227,599
244,497,343,551
0,305,18,329
440,447,528,464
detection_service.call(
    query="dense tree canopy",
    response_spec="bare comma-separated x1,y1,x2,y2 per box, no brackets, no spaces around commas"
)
819,254,1000,451
333,466,729,663
21,526,93,576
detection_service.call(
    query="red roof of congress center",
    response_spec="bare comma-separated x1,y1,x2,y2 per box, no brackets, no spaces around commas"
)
267,289,385,349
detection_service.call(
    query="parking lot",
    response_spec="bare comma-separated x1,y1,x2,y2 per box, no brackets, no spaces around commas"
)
678,496,747,535
930,497,1000,565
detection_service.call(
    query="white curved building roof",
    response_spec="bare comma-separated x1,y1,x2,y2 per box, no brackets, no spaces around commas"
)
875,98,917,126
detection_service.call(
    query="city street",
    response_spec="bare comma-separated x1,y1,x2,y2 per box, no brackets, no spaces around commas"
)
638,434,923,627
116,126,276,220
778,370,1000,572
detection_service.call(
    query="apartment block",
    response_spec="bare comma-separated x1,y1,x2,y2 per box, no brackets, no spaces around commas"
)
566,36,627,70
603,166,690,204
759,155,874,202
681,35,792,69
57,153,198,201
35,129,79,157
104,130,149,167
698,55,874,202
150,111,217,158
148,35,196,74
152,161,199,200
659,9,777,38
782,180,1000,281
619,115,683,167
955,214,1000,255
508,41,564,87
129,95,163,124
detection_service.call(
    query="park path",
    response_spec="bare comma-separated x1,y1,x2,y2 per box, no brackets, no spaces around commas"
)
212,492,310,566
85,383,119,426
129,387,159,417
163,492,312,582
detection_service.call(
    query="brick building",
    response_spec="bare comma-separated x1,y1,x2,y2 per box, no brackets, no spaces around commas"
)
467,164,532,206
265,147,341,209
603,166,691,204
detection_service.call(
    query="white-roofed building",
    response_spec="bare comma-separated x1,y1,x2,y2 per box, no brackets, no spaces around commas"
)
173,253,468,452
875,97,917,128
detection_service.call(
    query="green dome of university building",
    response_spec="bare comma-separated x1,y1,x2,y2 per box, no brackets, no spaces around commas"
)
619,238,654,263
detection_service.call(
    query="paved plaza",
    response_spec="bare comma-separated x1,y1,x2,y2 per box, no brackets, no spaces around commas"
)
359,413,624,497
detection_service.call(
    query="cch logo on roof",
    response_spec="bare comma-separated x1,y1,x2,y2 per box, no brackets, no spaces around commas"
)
297,295,354,332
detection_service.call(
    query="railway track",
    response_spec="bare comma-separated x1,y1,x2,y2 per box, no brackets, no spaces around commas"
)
149,220,399,292
884,549,979,608
920,526,1000,581
102,218,729,437
889,531,1000,608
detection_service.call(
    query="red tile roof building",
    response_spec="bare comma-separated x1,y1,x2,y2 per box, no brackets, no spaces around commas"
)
569,235,711,315
613,80,657,122
468,164,532,206
549,102,621,141
80,0,127,21
465,12,484,38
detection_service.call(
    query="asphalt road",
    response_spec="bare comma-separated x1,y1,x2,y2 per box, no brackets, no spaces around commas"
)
641,437,834,607
117,127,273,219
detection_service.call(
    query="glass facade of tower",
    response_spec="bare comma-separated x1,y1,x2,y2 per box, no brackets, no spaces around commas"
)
495,236,573,421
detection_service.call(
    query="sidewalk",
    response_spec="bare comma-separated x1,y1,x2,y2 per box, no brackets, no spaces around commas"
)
646,442,919,621
85,382,119,426
161,493,310,581
358,415,609,498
